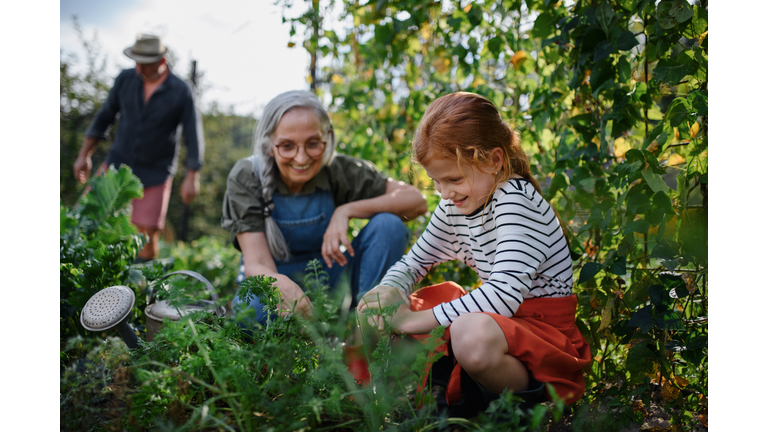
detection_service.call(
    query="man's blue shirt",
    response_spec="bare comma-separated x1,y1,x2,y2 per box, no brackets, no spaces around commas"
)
85,68,205,188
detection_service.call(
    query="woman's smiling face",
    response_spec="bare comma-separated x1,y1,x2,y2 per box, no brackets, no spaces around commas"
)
422,148,503,215
271,107,326,193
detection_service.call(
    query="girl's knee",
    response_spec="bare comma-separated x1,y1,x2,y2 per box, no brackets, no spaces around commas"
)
450,314,506,372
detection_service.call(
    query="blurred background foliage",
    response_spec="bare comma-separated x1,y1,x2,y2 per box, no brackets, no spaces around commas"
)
61,0,707,428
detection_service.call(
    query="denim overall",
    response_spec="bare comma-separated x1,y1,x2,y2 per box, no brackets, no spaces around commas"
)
232,156,409,325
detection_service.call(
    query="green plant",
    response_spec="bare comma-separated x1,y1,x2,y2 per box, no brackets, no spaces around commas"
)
60,259,562,430
161,235,243,299
60,165,146,340
279,0,707,428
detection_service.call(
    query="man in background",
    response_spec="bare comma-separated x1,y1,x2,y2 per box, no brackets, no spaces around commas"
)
74,33,205,262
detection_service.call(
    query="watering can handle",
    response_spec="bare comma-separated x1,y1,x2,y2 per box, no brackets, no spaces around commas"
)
155,270,227,317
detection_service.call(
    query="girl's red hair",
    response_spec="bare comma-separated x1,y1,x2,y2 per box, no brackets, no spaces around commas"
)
412,92,542,195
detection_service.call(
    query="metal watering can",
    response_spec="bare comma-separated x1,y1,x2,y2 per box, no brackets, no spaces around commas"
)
80,270,226,348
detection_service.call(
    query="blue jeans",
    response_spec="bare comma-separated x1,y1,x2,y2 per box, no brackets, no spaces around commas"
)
232,190,409,326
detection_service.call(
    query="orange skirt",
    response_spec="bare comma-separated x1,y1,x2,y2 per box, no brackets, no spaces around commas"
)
409,282,592,405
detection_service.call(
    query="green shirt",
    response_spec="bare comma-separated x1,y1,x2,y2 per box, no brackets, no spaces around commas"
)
221,154,389,250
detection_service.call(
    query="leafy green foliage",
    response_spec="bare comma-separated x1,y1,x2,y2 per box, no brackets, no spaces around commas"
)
59,1,708,428
61,260,562,430
280,0,708,428
161,235,243,299
60,165,147,340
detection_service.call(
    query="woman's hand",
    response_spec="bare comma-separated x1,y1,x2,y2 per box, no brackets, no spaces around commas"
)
274,274,313,318
237,231,313,318
322,204,354,268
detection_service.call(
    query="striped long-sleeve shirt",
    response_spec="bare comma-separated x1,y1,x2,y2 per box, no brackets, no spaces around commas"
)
379,178,573,327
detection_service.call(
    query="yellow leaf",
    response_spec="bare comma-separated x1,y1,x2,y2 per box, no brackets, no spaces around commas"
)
690,121,700,138
511,51,528,70
674,376,690,388
598,299,614,332
613,137,632,158
661,380,680,402
646,141,659,153
330,74,344,84
431,57,451,73
421,26,432,40
645,363,659,381
667,153,685,166
698,30,708,45
287,42,296,48
472,76,487,87
463,3,473,13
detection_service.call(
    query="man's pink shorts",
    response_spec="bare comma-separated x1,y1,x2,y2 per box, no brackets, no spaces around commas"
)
96,163,173,230
131,178,173,230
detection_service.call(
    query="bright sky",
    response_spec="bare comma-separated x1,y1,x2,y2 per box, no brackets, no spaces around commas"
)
60,0,310,116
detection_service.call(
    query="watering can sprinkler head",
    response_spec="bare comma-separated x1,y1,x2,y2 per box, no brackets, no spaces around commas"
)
80,286,139,349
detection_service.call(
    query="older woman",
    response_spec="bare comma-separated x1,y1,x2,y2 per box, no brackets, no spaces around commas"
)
222,90,427,324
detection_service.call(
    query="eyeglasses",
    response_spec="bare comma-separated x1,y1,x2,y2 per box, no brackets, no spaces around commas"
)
273,139,326,159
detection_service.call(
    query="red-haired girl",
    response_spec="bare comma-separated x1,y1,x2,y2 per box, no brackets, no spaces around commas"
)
358,92,591,412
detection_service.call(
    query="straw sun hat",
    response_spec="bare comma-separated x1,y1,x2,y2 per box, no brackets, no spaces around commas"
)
123,34,168,64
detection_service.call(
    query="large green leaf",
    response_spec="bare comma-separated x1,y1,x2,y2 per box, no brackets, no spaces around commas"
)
648,284,670,306
546,172,569,200
590,59,614,92
626,342,657,374
595,1,616,33
594,40,613,63
627,191,650,215
689,90,708,117
665,97,691,128
653,58,697,85
78,165,144,229
616,30,639,51
655,309,685,330
683,5,708,38
609,256,627,276
532,11,559,39
628,306,654,333
657,0,693,29
651,239,678,260
624,219,650,235
578,262,604,284
641,166,670,193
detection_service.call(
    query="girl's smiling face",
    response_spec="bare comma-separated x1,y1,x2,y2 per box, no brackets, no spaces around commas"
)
422,148,504,215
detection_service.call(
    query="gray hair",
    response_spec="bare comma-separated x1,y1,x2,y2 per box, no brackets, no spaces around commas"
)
253,90,337,261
